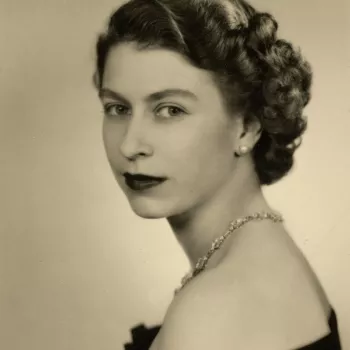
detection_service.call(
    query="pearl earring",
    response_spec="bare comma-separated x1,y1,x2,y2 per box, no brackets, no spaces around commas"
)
234,145,250,157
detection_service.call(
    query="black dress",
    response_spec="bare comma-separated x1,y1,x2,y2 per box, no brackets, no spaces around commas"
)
124,308,342,350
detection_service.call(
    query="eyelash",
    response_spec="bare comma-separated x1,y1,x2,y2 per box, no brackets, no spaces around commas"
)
102,104,187,119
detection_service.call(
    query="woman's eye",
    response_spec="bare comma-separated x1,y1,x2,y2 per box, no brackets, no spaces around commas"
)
103,104,130,117
156,106,186,118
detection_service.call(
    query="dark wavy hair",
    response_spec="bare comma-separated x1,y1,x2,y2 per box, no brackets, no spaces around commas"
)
93,0,313,185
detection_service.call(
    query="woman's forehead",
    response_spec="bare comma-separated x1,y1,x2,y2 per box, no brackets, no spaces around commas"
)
103,42,215,96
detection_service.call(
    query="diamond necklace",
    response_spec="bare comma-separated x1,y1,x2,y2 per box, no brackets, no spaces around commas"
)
174,211,283,295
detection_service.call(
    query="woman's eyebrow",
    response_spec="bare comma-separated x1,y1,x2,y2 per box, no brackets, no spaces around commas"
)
98,88,198,103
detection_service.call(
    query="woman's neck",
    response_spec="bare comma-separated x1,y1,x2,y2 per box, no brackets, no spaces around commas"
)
167,167,272,269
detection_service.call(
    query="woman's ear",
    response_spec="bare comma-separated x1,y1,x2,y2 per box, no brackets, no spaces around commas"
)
234,116,262,157
239,116,262,148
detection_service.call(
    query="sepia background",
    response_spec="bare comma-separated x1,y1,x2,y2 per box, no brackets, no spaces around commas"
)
0,0,349,349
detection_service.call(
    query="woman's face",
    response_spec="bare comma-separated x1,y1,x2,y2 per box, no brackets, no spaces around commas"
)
100,42,242,219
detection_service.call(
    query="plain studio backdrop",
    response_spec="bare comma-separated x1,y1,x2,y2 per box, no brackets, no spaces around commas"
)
0,0,349,349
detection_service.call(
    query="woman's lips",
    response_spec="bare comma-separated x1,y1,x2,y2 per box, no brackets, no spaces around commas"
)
123,173,167,191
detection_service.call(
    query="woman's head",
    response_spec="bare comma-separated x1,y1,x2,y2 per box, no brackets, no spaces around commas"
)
93,0,312,217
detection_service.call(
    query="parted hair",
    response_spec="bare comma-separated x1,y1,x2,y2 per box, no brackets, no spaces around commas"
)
93,0,313,185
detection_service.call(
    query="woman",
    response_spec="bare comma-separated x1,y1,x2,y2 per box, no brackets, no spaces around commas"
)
93,0,342,348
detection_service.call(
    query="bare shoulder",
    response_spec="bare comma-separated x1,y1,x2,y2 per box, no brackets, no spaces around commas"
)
157,245,331,350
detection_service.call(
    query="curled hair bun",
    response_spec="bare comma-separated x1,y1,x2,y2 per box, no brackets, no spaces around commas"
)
259,39,312,138
234,12,313,184
263,40,312,106
246,12,278,53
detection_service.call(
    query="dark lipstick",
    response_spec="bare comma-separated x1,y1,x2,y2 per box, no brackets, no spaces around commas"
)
124,173,167,191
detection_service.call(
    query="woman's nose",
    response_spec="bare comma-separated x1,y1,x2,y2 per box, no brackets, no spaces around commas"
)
119,119,153,160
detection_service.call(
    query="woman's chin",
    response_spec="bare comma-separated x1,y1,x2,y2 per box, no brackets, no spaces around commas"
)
128,200,171,219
